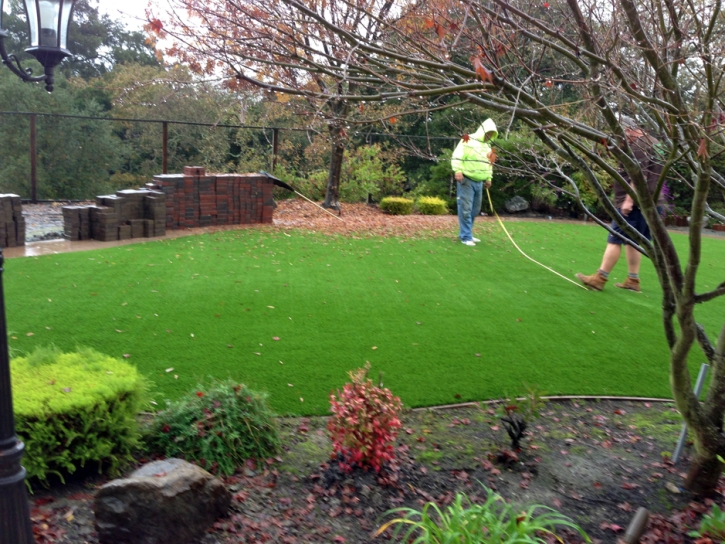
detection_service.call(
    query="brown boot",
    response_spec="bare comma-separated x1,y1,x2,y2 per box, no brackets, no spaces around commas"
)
615,277,641,292
575,271,608,291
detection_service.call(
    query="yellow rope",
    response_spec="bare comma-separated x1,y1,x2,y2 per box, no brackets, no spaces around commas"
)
485,187,587,290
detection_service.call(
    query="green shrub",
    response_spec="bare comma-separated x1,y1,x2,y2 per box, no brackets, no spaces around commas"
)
377,484,590,543
416,196,449,215
12,347,148,485
380,196,414,215
689,504,725,541
147,379,280,475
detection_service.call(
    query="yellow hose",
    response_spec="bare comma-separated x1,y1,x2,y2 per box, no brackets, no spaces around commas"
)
485,187,587,290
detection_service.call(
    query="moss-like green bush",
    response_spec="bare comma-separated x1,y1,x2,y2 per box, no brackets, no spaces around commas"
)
12,347,147,485
380,196,414,215
146,380,280,475
416,196,449,215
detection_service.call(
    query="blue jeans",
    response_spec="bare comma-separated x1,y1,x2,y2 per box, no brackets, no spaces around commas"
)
457,178,483,241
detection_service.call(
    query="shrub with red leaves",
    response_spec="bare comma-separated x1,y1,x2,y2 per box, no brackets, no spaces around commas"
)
328,364,402,473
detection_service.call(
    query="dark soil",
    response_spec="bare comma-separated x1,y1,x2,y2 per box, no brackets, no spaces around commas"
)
29,399,725,543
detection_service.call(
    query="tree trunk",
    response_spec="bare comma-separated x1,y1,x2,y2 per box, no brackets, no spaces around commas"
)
323,127,345,210
685,452,723,496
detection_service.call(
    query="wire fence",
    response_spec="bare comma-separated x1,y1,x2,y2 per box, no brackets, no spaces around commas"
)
0,111,460,202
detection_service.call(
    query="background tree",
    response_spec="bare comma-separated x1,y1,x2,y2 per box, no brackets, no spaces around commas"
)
153,0,413,209
248,0,725,493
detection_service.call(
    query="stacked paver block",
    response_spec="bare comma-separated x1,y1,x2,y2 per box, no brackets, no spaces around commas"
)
62,189,167,243
148,166,275,230
61,166,275,244
0,195,25,247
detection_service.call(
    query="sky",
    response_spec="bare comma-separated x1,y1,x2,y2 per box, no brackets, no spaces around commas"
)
99,0,162,31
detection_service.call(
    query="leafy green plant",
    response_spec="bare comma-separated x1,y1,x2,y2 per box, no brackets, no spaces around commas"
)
380,196,414,215
376,485,590,543
147,379,280,476
12,346,148,485
416,196,449,215
689,504,725,541
340,144,406,202
328,363,403,473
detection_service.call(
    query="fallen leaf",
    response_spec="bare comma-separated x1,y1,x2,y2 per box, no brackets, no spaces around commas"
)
165,368,174,372
372,346,378,350
123,354,131,359
600,522,623,533
697,137,709,159
267,306,275,309
665,482,681,493
26,332,34,337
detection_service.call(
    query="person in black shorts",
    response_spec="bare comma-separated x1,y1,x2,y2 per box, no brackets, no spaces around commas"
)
576,117,665,292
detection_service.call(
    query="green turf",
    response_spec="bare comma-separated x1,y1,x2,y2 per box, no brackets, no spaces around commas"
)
6,222,723,415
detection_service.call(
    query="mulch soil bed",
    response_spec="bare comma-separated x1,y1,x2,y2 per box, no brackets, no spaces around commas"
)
24,199,725,543
30,399,723,543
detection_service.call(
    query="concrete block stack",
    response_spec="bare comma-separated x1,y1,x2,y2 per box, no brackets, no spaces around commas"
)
62,206,90,241
61,166,276,244
0,194,25,247
148,166,275,230
62,189,167,243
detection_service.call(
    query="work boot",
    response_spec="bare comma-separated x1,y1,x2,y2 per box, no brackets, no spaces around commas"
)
615,277,641,292
575,271,608,291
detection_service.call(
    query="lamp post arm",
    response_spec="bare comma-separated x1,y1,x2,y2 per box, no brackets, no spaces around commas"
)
0,30,46,84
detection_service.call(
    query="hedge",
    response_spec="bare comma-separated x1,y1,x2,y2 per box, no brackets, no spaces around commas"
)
11,347,147,485
380,197,414,215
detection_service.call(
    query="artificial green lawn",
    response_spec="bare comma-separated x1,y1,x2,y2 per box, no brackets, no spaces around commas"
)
6,221,724,415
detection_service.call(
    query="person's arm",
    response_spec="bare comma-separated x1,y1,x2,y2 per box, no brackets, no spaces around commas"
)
451,140,465,181
483,147,496,188
621,193,634,216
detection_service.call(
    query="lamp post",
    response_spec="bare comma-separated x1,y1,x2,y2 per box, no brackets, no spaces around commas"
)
0,2,76,543
0,0,76,92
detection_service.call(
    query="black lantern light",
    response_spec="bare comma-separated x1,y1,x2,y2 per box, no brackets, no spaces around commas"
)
0,3,76,543
0,0,76,91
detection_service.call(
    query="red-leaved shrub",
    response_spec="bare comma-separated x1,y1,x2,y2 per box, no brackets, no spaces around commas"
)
328,363,403,473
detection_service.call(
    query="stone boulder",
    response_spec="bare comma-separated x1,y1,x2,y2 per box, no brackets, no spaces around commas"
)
505,195,529,213
94,458,231,544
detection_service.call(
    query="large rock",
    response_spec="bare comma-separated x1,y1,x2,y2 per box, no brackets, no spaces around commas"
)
505,195,530,213
94,458,231,544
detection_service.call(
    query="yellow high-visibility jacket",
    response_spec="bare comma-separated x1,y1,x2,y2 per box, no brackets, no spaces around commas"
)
451,118,498,182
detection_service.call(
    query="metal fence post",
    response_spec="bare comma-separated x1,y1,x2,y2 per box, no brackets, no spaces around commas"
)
271,128,279,173
30,114,37,203
162,121,168,174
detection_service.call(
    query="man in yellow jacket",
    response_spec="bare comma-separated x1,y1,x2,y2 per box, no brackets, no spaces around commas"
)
451,118,498,246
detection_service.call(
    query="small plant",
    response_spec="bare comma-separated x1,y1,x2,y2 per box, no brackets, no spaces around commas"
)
416,196,449,215
376,484,590,543
380,196,414,215
689,504,725,542
496,385,546,451
328,362,403,473
147,379,280,476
